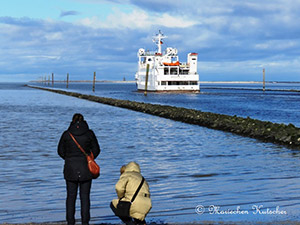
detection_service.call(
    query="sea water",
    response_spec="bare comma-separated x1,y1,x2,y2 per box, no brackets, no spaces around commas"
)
49,82,300,127
0,82,300,224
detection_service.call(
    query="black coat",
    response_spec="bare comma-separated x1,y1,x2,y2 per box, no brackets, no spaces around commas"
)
58,121,100,181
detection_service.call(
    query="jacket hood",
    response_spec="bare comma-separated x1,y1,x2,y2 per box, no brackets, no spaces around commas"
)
125,161,141,173
68,121,89,136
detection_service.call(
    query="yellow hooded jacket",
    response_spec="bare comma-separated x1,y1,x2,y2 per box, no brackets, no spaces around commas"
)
112,162,152,220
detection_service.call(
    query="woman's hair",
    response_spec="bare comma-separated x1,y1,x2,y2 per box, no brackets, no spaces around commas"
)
72,113,84,123
120,165,126,175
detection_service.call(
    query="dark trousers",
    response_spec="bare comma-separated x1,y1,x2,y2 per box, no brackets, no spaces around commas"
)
66,180,92,225
110,202,146,225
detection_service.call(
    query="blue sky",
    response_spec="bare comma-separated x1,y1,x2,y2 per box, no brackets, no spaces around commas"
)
1,0,300,82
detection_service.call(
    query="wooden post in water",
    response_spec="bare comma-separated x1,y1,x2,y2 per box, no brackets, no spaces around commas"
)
263,68,265,92
52,73,54,87
144,64,150,96
66,73,69,88
93,72,96,92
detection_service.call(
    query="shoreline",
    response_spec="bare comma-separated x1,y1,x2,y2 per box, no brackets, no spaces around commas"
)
2,221,300,225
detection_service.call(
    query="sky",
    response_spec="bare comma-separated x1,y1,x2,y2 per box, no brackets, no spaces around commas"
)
1,0,300,82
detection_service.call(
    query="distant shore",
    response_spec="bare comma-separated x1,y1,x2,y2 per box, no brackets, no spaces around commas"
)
30,80,136,83
201,81,300,84
30,80,300,84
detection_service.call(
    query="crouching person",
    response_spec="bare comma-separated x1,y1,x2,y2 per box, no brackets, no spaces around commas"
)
110,162,152,225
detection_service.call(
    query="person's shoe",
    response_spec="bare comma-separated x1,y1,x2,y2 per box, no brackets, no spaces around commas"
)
125,221,135,225
133,221,146,225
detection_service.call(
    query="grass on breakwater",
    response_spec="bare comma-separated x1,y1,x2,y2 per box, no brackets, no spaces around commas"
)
27,85,300,149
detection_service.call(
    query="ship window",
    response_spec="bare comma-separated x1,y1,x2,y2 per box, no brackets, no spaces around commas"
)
167,81,198,86
192,58,196,60
179,68,189,74
148,58,152,61
161,81,167,85
170,68,178,75
164,68,169,75
189,81,198,85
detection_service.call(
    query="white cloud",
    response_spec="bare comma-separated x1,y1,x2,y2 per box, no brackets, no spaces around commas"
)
156,13,197,28
45,32,63,41
78,8,198,29
0,23,20,34
23,55,61,60
255,40,298,51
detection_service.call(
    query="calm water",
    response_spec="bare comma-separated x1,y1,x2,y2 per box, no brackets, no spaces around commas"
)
45,82,300,127
1,82,300,224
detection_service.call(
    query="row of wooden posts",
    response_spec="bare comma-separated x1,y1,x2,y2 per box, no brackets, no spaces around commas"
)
41,72,97,92
41,68,266,94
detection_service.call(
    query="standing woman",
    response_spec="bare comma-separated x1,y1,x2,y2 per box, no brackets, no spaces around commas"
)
58,113,100,225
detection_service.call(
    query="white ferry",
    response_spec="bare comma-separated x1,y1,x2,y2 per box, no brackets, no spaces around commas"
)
135,31,200,92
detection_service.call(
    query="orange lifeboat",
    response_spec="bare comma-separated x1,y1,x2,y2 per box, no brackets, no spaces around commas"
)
163,61,180,66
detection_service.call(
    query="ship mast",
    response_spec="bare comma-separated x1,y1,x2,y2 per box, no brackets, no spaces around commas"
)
153,30,167,54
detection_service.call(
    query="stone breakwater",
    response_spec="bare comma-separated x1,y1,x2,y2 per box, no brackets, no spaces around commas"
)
28,85,300,149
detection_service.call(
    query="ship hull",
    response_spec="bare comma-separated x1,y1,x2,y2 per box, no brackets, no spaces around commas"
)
136,84,200,92
136,71,200,92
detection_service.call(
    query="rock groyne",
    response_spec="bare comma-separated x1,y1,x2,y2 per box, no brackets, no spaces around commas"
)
28,85,300,149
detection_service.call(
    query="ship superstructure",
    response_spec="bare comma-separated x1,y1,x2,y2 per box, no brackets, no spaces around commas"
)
135,31,200,92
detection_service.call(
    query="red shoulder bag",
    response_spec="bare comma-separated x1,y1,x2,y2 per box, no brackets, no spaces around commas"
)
69,132,100,179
